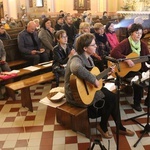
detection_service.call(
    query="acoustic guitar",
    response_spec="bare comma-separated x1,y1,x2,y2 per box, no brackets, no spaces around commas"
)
70,66,111,106
108,52,149,77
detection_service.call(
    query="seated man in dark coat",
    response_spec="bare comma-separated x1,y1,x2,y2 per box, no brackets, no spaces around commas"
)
18,21,49,65
62,15,77,45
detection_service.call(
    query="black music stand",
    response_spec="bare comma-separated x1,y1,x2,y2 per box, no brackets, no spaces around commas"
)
125,68,150,147
90,139,107,150
106,57,124,150
114,72,122,150
101,72,122,150
103,58,123,150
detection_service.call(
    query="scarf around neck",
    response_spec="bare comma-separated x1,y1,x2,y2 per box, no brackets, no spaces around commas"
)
128,36,141,55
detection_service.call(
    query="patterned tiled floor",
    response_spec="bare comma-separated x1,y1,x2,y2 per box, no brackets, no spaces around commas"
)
0,83,150,150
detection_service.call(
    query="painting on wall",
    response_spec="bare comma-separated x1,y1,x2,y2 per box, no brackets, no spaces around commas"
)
74,0,90,12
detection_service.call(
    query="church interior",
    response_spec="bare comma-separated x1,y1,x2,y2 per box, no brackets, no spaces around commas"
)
0,0,150,150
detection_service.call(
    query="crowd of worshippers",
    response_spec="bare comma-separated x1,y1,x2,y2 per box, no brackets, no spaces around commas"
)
1,12,150,141
0,12,150,112
16,13,120,70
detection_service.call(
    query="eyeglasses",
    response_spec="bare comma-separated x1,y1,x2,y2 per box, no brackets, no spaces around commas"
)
61,36,68,39
89,43,97,47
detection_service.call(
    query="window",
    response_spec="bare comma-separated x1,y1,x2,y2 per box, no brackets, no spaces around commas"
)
36,0,44,7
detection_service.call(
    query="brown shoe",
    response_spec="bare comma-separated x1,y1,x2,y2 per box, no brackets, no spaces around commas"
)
96,124,112,139
119,129,135,136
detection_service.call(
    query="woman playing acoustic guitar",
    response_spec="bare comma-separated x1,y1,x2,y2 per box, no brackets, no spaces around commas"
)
64,33,134,139
111,23,150,112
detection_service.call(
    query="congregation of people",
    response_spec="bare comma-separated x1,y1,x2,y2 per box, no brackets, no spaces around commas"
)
0,10,150,140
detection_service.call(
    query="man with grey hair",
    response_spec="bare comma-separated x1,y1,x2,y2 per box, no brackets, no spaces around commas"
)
134,16,144,24
134,17,150,36
18,21,49,65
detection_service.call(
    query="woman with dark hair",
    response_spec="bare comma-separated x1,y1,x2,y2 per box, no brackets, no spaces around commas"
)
38,18,55,60
65,33,134,139
111,23,150,111
105,21,119,50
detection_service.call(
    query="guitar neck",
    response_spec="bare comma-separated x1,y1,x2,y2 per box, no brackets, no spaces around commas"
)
96,68,110,80
132,56,148,64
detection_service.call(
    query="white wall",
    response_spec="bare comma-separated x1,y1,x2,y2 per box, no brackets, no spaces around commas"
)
8,0,18,19
47,0,55,12
2,0,26,19
1,0,123,18
2,0,9,16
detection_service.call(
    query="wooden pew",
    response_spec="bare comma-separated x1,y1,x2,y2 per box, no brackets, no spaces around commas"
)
0,60,53,84
14,61,53,79
92,18,121,25
8,60,28,68
6,27,24,35
10,33,19,39
3,38,18,46
115,27,128,42
6,27,24,39
2,38,28,69
5,72,55,112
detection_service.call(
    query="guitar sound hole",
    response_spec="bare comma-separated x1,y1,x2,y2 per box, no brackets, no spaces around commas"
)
93,99,105,109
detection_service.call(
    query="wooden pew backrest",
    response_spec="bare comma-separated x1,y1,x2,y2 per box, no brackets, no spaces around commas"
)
2,38,28,68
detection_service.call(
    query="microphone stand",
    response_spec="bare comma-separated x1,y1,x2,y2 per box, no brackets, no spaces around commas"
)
112,71,121,150
105,58,122,150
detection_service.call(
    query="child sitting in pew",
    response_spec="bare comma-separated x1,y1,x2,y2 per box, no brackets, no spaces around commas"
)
52,30,76,87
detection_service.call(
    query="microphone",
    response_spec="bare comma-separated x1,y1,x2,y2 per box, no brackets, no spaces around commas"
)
104,56,118,63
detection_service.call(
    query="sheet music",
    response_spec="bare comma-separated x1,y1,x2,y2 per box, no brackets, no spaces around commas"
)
50,92,65,100
43,63,52,67
49,87,64,93
141,70,150,82
104,82,116,91
12,70,20,73
5,70,20,74
104,75,116,91
131,76,139,83
39,97,66,108
23,66,40,71
38,61,53,66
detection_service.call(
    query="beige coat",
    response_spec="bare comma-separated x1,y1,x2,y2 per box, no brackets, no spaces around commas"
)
38,28,54,55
